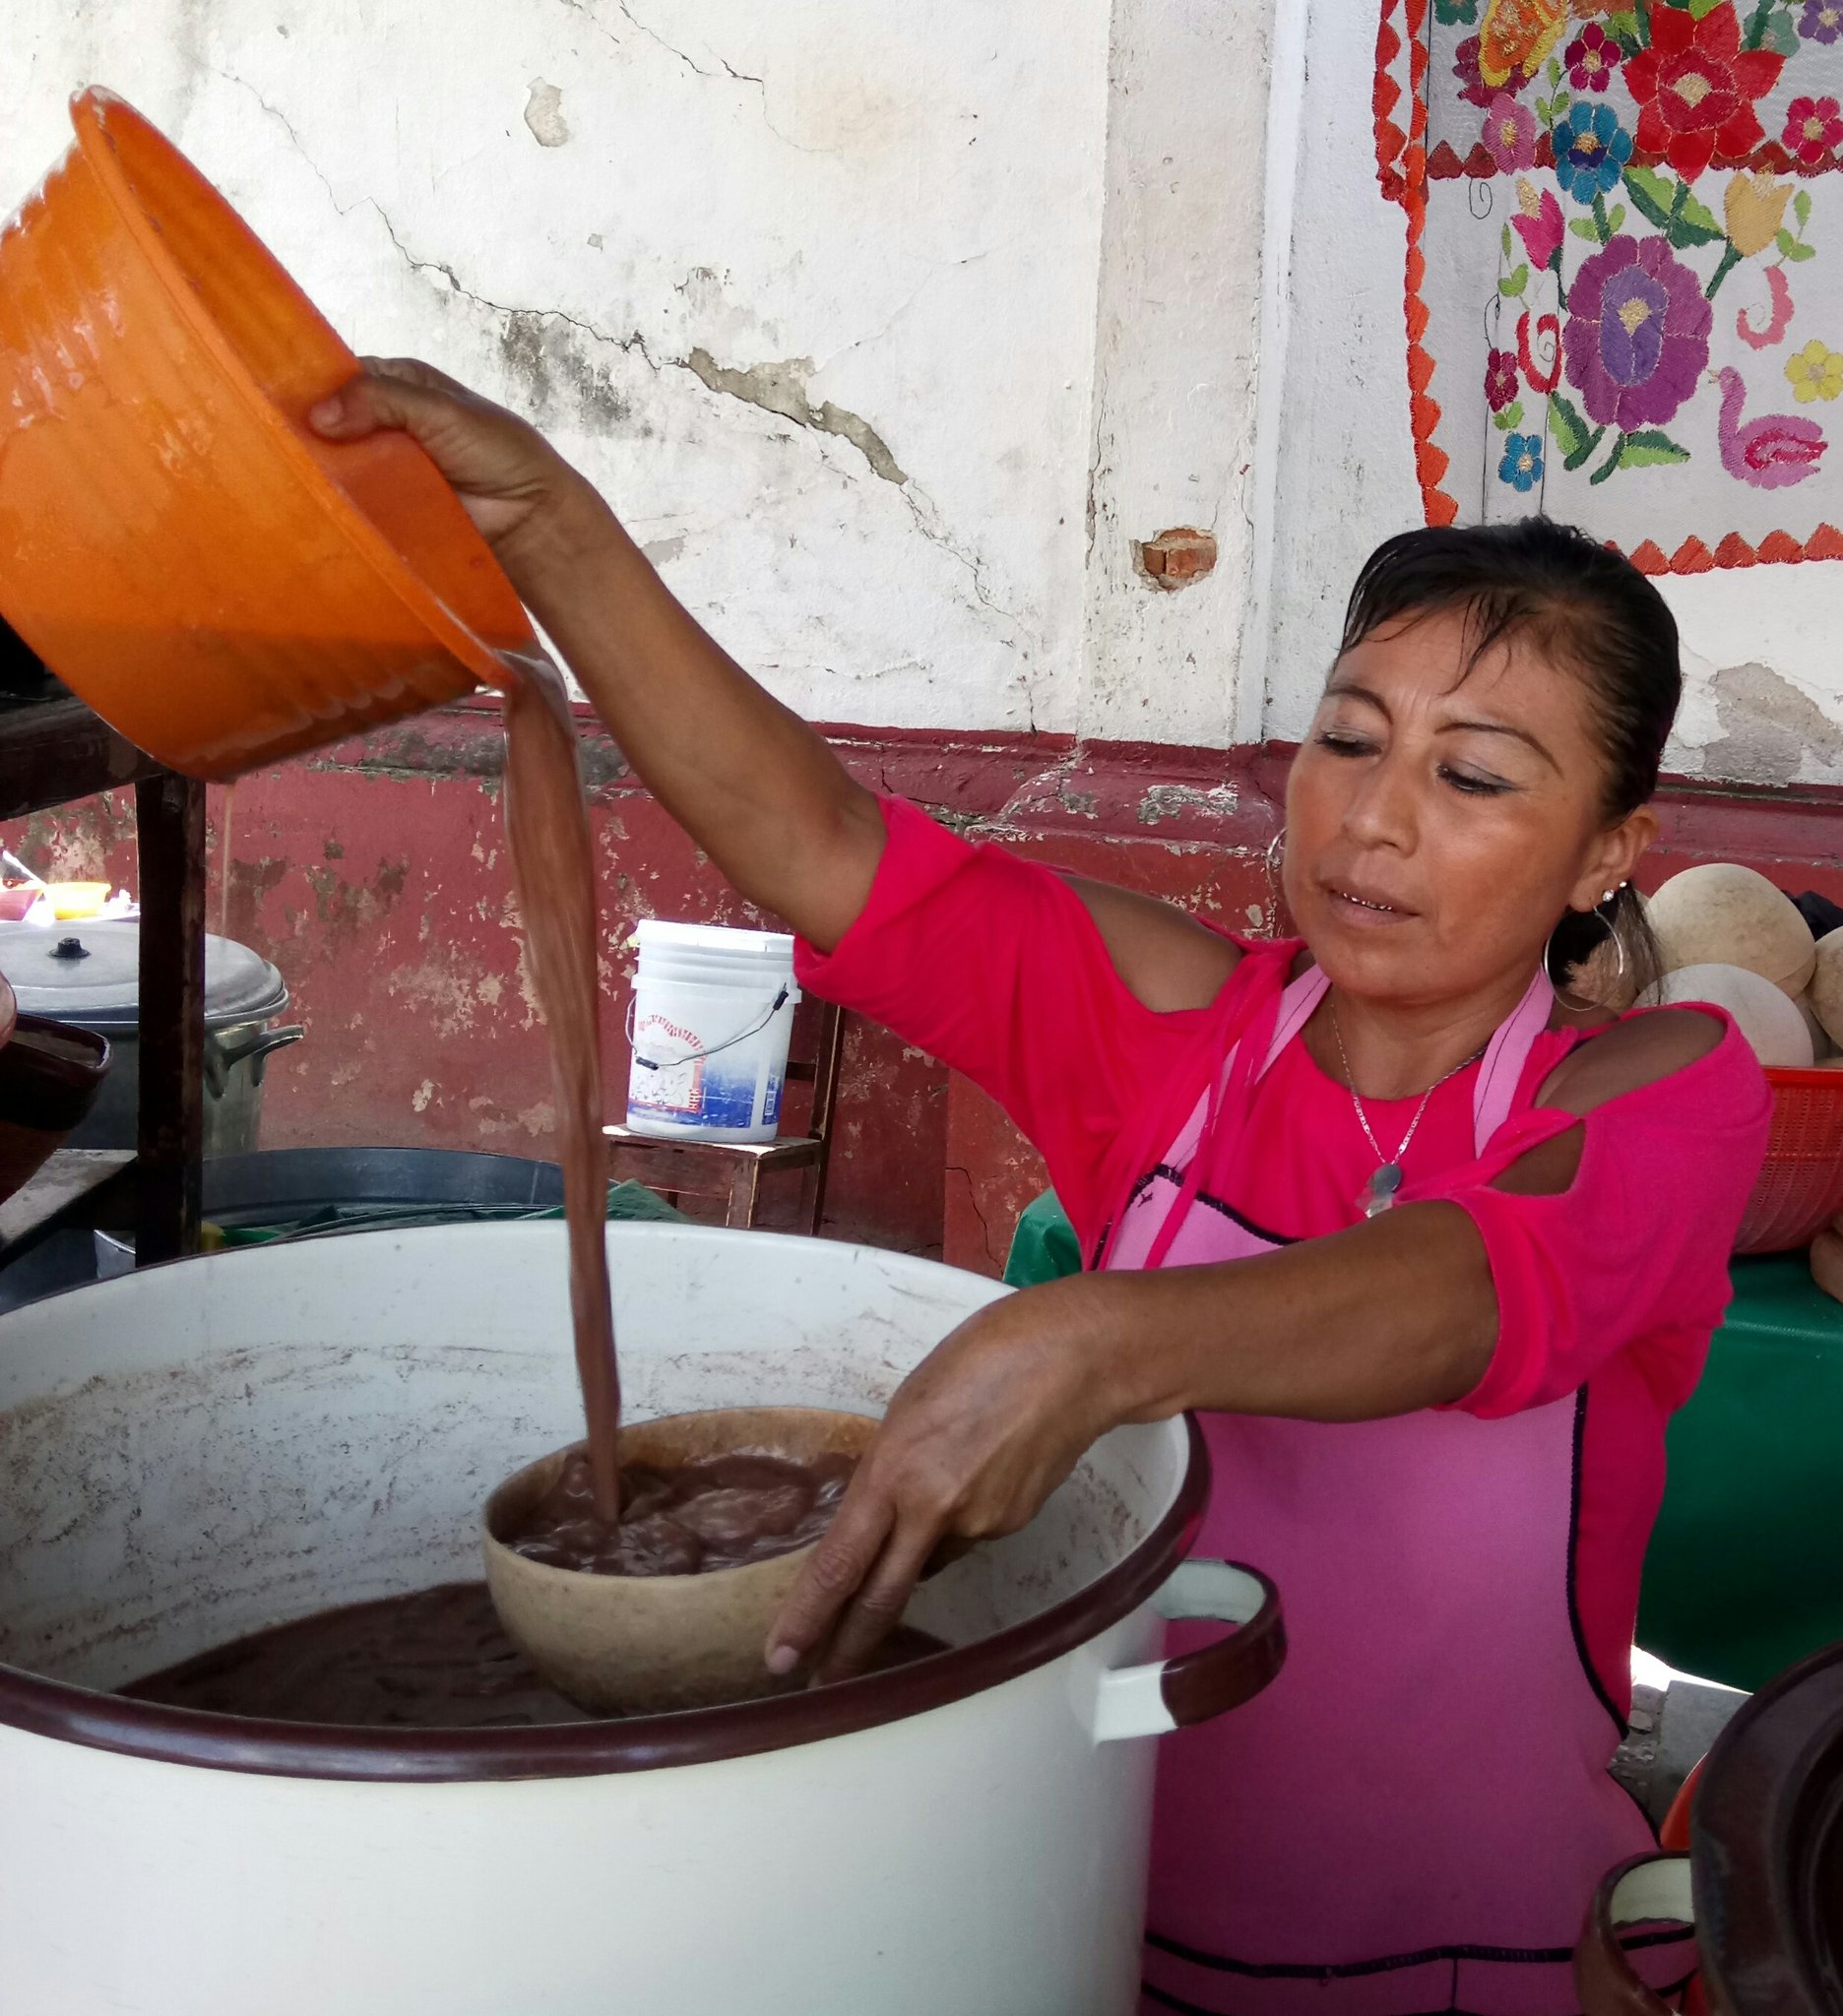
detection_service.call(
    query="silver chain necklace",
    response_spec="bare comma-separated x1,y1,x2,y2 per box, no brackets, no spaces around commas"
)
1328,1008,1487,1220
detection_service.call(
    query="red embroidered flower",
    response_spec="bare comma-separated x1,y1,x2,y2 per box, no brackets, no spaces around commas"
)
1486,348,1522,410
1565,24,1621,91
1510,180,1566,269
1784,94,1843,167
1623,3,1785,181
1518,310,1562,393
1454,33,1526,108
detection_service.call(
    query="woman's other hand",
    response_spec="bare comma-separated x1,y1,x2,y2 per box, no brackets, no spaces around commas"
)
766,1279,1122,1684
309,357,591,567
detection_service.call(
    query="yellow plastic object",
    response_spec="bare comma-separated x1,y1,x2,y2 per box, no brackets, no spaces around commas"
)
44,882,110,920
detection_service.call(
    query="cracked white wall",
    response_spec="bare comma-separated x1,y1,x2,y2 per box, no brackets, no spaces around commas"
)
1259,1,1843,788
5,0,1140,735
23,4,1831,779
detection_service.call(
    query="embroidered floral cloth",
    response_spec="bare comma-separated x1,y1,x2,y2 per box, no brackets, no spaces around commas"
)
1375,0,1843,572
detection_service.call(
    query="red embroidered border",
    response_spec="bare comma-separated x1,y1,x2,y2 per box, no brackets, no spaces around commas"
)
1374,0,1843,572
1377,0,1459,526
1428,140,1843,181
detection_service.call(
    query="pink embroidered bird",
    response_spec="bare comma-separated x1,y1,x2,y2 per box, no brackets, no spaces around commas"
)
1712,365,1827,487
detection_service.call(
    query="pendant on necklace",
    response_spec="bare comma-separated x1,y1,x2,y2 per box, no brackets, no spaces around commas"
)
1361,1164,1403,1219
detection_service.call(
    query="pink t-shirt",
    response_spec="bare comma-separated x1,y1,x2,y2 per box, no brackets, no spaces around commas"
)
796,794,1772,1706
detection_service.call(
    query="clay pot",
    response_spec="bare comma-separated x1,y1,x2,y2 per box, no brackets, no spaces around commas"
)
482,1406,879,1716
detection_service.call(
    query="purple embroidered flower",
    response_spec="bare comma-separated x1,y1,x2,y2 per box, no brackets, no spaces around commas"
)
1454,34,1506,108
1483,93,1538,173
1564,234,1713,431
1486,348,1521,410
1801,0,1843,43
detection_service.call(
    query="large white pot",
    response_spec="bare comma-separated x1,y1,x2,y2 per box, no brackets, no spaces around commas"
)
0,1224,1282,2015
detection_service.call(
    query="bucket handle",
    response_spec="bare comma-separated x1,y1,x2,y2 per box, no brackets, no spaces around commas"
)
626,983,794,1074
1090,1558,1285,1743
1572,1854,1695,2015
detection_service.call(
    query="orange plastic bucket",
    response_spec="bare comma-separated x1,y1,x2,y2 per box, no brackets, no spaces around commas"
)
0,89,533,781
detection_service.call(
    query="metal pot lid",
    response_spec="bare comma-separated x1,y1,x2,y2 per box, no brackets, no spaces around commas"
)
0,920,288,1032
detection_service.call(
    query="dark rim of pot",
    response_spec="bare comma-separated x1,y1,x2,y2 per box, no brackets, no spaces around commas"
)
1692,1634,1843,2010
0,1418,1207,1783
0,1016,110,1132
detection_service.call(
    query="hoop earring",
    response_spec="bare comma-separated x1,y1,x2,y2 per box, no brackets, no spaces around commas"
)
1546,891,1628,1012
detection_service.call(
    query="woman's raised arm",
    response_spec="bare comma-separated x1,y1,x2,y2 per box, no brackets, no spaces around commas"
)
311,357,884,951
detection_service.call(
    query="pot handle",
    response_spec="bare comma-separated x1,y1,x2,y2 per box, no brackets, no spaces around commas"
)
1091,1558,1285,1743
204,1024,305,1097
1572,1854,1694,2016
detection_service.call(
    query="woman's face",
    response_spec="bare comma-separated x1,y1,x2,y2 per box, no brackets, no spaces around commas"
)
1284,606,1655,1008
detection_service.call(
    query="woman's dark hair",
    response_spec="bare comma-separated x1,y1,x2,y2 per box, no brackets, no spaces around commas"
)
1338,518,1679,1002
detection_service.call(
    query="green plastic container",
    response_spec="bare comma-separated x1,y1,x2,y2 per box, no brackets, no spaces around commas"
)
1003,1187,1084,1289
1639,1254,1843,1691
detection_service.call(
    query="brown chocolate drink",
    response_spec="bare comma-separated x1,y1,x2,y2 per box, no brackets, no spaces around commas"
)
120,1582,943,1728
498,657,865,1592
500,656,622,1523
125,1583,592,1729
503,1447,858,1577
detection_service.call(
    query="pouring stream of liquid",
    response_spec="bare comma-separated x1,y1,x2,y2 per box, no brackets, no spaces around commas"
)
500,651,621,1524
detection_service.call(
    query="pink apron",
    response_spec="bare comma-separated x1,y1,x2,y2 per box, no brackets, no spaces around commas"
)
1106,962,1690,2016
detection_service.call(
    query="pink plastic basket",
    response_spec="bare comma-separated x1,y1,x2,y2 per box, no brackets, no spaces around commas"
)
1733,1067,1843,1255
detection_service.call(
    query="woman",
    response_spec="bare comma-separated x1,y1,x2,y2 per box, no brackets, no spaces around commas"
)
314,360,1769,2012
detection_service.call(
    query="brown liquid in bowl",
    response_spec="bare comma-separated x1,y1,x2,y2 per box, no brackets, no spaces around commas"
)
502,1448,858,1577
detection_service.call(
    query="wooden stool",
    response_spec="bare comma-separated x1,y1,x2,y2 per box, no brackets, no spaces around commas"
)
604,999,847,1233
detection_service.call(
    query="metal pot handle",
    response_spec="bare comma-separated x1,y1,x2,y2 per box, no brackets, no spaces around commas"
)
1091,1558,1285,1743
204,1024,305,1097
1572,1854,1694,2016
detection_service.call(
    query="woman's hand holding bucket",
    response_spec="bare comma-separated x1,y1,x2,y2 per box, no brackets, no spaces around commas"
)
310,357,592,564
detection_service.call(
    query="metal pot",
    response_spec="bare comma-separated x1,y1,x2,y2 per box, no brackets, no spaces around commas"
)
0,919,302,1154
0,1224,1283,2015
1575,1639,1843,2012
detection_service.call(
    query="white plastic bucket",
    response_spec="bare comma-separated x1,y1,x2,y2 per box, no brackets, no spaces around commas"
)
624,920,799,1143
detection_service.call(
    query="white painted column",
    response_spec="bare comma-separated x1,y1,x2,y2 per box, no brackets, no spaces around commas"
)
1076,0,1274,749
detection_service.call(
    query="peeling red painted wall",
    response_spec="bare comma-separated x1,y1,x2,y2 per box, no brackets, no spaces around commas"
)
10,702,1843,1271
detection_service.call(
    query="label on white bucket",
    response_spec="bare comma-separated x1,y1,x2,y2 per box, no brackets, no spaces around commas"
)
625,924,799,1143
629,1006,776,1131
